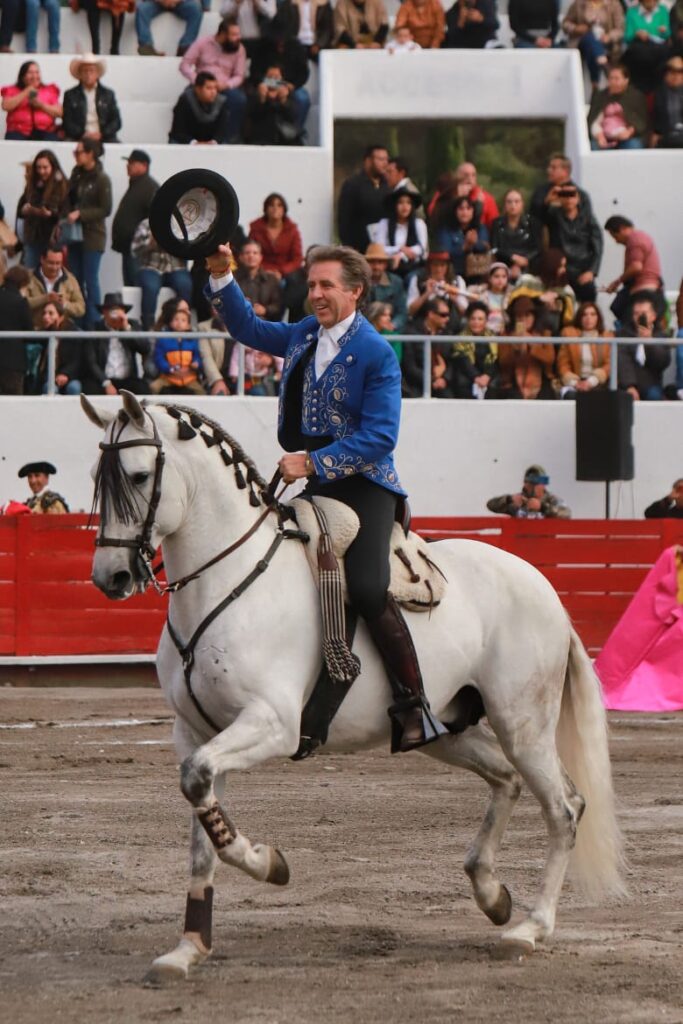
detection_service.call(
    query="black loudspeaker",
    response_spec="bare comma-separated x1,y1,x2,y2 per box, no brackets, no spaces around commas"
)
576,391,634,481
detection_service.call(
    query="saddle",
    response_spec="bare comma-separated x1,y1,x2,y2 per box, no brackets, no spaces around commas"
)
291,496,447,612
288,496,448,760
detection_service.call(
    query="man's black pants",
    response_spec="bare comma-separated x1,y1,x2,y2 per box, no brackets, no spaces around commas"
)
304,474,398,620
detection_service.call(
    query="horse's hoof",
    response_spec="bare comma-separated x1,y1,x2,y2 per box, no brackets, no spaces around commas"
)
143,962,187,987
267,847,290,886
485,884,512,926
491,938,535,962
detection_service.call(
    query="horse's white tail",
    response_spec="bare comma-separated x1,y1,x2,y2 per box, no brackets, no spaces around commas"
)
556,625,627,901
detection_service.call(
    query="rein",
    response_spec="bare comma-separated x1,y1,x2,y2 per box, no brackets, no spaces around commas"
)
94,413,306,734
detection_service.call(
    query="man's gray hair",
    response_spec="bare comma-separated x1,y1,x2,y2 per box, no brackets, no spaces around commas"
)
306,245,371,303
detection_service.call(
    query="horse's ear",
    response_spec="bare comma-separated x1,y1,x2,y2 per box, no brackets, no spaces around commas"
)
80,393,115,429
120,390,146,429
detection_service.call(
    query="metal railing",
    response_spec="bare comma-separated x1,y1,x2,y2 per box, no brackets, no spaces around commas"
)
2,330,681,398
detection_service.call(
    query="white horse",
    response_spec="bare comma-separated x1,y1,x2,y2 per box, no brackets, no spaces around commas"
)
82,391,624,984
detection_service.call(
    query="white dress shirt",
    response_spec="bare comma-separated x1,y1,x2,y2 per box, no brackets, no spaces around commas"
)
315,311,355,380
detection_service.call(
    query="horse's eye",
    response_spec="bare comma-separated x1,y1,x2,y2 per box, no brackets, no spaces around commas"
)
132,473,149,486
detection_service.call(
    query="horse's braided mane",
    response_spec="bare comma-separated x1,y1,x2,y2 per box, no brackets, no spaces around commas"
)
146,400,268,491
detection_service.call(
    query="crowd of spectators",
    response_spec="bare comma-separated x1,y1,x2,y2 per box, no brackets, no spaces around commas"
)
2,1,682,147
0,2,680,398
0,134,681,401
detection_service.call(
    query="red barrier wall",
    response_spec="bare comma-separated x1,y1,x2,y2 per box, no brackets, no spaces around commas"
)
0,515,681,657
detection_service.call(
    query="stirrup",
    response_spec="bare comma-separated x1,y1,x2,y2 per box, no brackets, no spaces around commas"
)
387,696,449,754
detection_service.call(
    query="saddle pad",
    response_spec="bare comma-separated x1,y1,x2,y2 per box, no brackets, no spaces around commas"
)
291,496,447,611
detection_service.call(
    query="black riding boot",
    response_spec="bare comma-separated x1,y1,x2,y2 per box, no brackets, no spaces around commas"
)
365,594,448,753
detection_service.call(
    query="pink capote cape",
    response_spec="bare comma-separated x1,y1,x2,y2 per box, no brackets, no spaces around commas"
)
595,546,683,712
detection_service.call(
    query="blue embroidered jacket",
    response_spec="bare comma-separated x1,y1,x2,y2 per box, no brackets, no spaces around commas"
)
208,278,406,496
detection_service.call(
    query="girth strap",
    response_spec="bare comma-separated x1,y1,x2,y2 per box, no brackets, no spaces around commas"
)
166,529,288,734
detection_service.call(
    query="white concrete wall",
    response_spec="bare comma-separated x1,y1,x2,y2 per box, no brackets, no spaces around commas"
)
1,396,681,519
320,48,588,173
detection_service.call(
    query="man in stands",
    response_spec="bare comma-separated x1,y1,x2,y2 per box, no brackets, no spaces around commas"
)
337,144,390,253
25,248,85,328
18,461,69,514
605,215,665,318
644,479,683,518
62,54,121,145
588,64,647,150
509,0,558,48
205,240,446,752
455,161,498,229
245,63,300,144
617,296,671,401
234,239,283,320
83,292,151,395
180,16,248,144
385,154,423,214
365,241,407,332
444,0,498,49
651,54,683,148
111,150,159,288
487,465,571,519
529,153,592,224
135,0,203,57
545,182,603,302
169,71,232,144
248,14,311,139
402,297,453,398
220,0,276,59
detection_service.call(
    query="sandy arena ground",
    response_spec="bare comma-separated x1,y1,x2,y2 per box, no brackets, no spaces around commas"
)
0,686,681,1024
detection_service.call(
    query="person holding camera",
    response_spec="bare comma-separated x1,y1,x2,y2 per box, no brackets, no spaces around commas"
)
1,61,61,141
617,296,671,401
245,63,300,144
644,479,683,519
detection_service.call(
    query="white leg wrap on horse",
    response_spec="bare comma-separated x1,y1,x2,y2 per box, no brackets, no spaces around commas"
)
195,802,289,885
145,937,208,983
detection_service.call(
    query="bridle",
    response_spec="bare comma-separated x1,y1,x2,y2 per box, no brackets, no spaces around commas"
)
94,410,290,595
95,412,166,586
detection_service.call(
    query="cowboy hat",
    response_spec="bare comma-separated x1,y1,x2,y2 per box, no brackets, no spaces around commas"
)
384,186,423,213
18,461,57,478
70,53,106,79
97,291,132,313
364,242,390,261
149,169,240,260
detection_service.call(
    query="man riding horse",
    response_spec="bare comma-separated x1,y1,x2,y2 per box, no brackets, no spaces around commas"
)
205,242,445,752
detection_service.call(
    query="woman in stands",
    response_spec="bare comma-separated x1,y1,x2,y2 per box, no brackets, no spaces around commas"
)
492,295,556,400
557,301,612,398
368,187,428,278
449,300,499,399
248,192,306,321
1,61,62,141
508,248,575,336
19,150,68,271
37,300,83,396
489,188,541,283
434,195,489,280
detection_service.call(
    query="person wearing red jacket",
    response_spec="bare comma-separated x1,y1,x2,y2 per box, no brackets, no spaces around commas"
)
1,61,61,140
248,192,306,320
